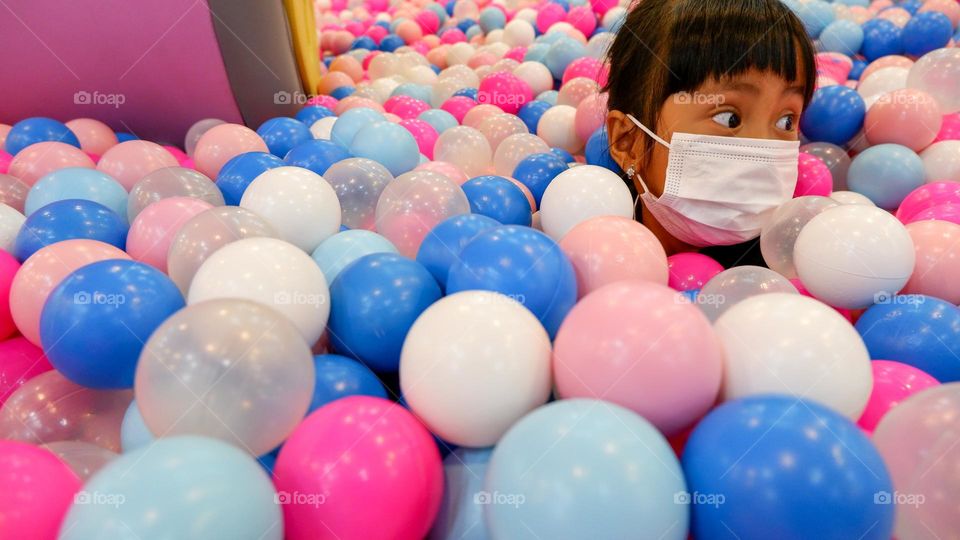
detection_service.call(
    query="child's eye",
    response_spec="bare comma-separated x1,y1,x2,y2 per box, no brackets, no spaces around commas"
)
711,111,741,129
776,114,796,131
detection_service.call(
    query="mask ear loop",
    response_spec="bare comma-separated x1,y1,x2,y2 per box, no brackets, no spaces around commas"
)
625,114,671,200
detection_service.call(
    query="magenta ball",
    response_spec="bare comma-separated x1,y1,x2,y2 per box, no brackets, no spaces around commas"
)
667,252,724,291
440,96,478,123
384,96,431,120
399,118,439,159
896,182,960,222
478,72,533,115
795,152,833,197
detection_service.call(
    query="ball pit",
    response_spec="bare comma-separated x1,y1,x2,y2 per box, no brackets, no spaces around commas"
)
0,0,958,538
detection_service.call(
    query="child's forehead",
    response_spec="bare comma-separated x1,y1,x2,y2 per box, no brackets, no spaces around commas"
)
697,67,807,92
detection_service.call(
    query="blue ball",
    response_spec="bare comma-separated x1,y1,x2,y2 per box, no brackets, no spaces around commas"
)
348,121,419,176
849,58,868,80
39,260,185,389
513,152,568,206
447,225,577,337
861,19,903,61
26,167,128,222
328,253,441,372
682,289,700,303
295,105,335,127
855,295,960,381
351,36,377,51
479,7,507,32
847,144,925,209
379,34,405,52
536,90,559,106
284,139,351,176
215,151,284,205
902,12,953,57
428,2,449,23
432,448,493,540
416,213,501,289
457,18,477,33
308,354,388,414
584,127,622,173
120,400,154,452
545,38,587,80
256,117,313,158
517,100,552,133
331,107,386,148
465,24,483,41
900,0,922,14
311,229,399,284
795,0,835,38
5,117,81,155
553,0,570,11
799,86,865,146
462,175,532,226
819,19,864,55
418,109,459,134
445,0,456,16
524,42,551,64
549,147,575,164
330,86,355,100
115,132,138,143
683,395,894,540
14,199,127,261
452,87,479,101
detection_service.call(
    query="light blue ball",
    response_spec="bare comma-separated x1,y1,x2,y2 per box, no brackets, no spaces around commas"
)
331,107,386,148
311,229,399,284
348,121,420,176
466,24,483,41
120,400,154,452
848,144,925,210
479,7,507,33
418,109,459,134
485,399,688,539
820,19,864,55
835,0,869,6
796,0,836,38
523,43,551,64
428,448,493,540
26,167,128,224
537,90,559,106
59,436,282,540
545,38,587,80
391,83,433,103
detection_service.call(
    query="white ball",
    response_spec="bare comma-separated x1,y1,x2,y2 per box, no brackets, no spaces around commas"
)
856,67,909,102
539,165,634,240
714,293,873,419
188,237,330,345
503,19,535,47
405,64,438,85
794,204,915,309
240,166,341,253
514,7,538,25
399,291,552,447
310,117,337,140
829,190,875,206
921,140,960,182
537,104,583,155
513,61,554,97
446,42,475,66
0,203,25,252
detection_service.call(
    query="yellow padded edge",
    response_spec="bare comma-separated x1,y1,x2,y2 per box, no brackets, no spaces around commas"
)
284,0,321,95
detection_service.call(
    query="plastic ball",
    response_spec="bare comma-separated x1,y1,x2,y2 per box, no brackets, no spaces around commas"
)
417,108,459,134
183,118,225,158
374,169,470,257
896,181,960,222
477,71,532,115
0,440,82,540
801,142,851,190
193,123,268,179
461,175,532,226
349,120,420,175
65,118,118,156
127,166,223,221
907,48,960,114
820,19,864,54
10,141,95,187
697,265,798,322
416,213,500,289
433,125,492,177
512,151,568,205
864,89,942,151
902,12,953,57
794,152,833,197
539,164,632,241
322,157,394,231
760,196,839,278
256,117,314,158
492,133,549,177
799,86,865,146
283,139,352,176
544,38,586,80
920,140,960,182
861,19,904,61
4,117,80,155
666,252,724,292
536,104,583,154
214,151,283,206
311,229,398,286
516,100,552,133
0,173,28,212
857,360,939,433
308,354,387,413
794,204,915,309
476,113,528,153
847,143,926,209
13,199,127,262
126,197,212,272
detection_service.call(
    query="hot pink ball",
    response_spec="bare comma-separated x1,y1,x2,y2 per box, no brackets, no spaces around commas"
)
95,141,178,191
8,142,95,187
553,280,723,436
163,145,191,167
935,112,960,143
864,89,943,151
365,24,388,44
440,28,467,44
415,160,468,184
667,252,724,291
65,118,118,156
536,3,567,33
0,251,19,341
345,21,366,37
477,71,533,114
0,151,12,175
573,91,608,142
794,152,833,197
415,10,440,34
857,360,939,433
0,336,53,406
504,46,527,62
816,52,853,83
306,95,339,110
126,197,214,273
274,396,442,540
589,0,617,16
0,440,82,540
385,95,432,119
440,96,478,123
896,181,960,222
562,56,609,85
400,118,439,159
362,51,381,71
565,6,597,37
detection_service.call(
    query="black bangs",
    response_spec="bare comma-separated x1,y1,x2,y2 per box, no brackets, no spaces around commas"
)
665,0,816,105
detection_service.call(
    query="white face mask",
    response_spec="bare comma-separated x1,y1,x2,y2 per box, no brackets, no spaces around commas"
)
626,114,799,248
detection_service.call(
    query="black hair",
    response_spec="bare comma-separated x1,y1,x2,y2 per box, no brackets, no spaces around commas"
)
605,0,816,152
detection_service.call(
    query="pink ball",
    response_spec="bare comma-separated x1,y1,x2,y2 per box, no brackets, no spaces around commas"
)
0,124,9,148
415,10,440,34
384,95,432,119
816,52,853,83
536,3,567,33
335,96,386,115
902,219,960,303
0,440,82,540
553,280,723,436
65,118,118,156
8,142,95,187
126,197,214,273
565,6,597,37
896,181,960,222
574,91,609,143
440,28,467,44
0,336,53,406
440,96,478,123
559,216,668,298
0,251,19,341
306,95,339,110
468,52,497,69
877,6,911,27
860,55,914,82
96,140,178,191
504,46,527,62
365,24,388,44
477,71,533,114
462,103,503,129
864,89,943,151
362,51,381,71
562,56,609,85
397,20,424,44
415,160,468,184
857,360,939,433
193,124,268,179
934,112,960,143
399,118,439,159
666,252,724,291
0,151,11,174
163,145,191,167
274,397,442,540
794,152,833,197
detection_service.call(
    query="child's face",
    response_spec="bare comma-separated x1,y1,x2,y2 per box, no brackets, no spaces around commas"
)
640,68,805,199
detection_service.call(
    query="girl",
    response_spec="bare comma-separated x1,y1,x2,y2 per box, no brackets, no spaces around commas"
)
604,0,816,267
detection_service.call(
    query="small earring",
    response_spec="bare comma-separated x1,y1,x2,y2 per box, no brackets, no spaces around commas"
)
626,165,635,178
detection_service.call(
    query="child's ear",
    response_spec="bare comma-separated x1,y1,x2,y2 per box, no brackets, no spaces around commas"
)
606,110,647,173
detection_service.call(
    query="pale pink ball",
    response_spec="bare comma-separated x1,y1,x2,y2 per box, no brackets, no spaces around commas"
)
65,118,118,156
919,0,960,28
335,97,386,115
9,142,95,187
864,89,943,151
860,55,914,82
557,77,600,107
192,124,268,179
126,197,214,273
574,91,609,143
462,103,503,129
877,7,911,27
415,160,468,184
